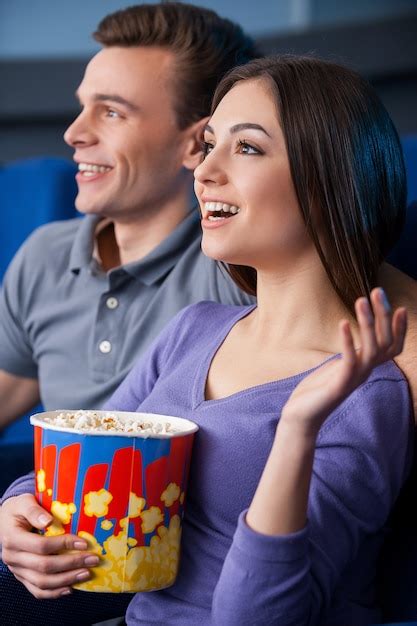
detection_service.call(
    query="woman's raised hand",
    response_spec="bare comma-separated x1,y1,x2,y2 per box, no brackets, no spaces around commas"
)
280,288,407,436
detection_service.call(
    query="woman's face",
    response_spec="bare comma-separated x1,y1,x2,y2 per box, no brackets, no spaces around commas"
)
194,78,315,271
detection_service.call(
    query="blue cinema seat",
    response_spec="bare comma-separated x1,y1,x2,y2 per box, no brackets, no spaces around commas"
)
0,157,78,485
0,157,78,279
403,135,417,206
387,135,417,279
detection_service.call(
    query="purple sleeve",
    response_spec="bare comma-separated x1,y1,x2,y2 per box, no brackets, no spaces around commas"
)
211,378,412,626
1,471,36,503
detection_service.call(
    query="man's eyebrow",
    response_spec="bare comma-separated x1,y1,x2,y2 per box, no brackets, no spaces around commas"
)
204,122,271,138
75,90,140,112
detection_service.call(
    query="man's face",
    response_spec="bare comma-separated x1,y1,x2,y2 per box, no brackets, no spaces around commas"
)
64,46,193,221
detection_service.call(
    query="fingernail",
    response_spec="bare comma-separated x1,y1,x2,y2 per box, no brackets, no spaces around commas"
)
60,589,72,596
84,555,100,566
73,540,88,550
38,514,51,526
76,570,90,581
379,288,391,312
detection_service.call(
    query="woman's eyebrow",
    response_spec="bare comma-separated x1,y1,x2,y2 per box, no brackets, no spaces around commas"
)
203,122,271,137
230,123,271,137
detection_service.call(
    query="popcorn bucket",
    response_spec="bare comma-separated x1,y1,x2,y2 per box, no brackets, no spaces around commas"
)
30,410,198,593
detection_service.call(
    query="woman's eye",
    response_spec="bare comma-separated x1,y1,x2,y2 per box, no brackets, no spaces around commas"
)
237,140,261,155
202,141,214,157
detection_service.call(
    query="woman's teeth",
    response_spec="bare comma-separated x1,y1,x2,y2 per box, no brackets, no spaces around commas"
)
204,201,240,221
78,163,112,177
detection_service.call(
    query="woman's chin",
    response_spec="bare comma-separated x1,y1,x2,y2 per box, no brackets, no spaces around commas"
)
201,247,234,264
201,241,244,265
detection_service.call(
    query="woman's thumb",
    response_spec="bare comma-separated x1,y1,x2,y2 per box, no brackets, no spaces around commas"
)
17,494,53,530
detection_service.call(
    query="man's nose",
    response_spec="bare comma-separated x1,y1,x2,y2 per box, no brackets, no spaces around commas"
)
63,110,95,148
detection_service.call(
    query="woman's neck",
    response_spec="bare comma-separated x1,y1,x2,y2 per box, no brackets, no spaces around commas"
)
250,261,357,355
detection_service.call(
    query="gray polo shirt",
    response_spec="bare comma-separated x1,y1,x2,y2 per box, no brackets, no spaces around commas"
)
0,211,254,410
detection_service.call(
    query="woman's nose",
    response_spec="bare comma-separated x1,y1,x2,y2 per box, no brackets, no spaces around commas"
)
194,150,228,186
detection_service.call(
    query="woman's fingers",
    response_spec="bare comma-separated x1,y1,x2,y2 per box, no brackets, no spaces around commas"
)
3,525,87,556
9,562,91,591
371,288,393,350
355,297,378,364
354,289,406,368
389,307,407,357
5,545,99,573
11,571,73,600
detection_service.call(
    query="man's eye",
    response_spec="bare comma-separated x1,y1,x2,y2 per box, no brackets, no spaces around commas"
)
106,109,120,119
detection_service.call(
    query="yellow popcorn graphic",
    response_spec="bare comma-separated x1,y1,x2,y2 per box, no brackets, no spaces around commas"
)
101,520,113,531
161,482,180,507
36,469,46,493
74,514,182,593
51,500,77,525
128,492,146,518
45,518,65,536
78,531,103,557
141,506,164,534
47,488,52,496
84,488,113,517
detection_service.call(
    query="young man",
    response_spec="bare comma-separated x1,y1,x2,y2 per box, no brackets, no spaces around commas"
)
0,4,257,444
0,3,257,623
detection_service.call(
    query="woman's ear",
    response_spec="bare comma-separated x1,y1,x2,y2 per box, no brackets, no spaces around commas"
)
182,117,209,171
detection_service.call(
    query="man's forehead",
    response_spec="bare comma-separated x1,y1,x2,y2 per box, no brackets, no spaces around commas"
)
78,46,175,102
86,46,174,80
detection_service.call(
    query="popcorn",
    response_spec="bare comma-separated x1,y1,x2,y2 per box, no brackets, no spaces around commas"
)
31,409,198,592
43,410,177,436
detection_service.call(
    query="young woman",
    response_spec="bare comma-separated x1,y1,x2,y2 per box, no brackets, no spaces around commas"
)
1,56,411,625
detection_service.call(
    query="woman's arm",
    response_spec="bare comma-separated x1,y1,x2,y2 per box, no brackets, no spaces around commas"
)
212,289,409,625
247,288,406,536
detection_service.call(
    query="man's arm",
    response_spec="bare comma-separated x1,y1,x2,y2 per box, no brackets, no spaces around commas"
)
379,263,417,419
0,370,40,430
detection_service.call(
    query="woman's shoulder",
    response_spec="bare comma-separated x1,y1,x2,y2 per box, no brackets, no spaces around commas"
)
318,358,412,444
175,301,254,327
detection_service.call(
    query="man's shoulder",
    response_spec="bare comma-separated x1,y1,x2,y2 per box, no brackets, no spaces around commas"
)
3,217,84,288
380,264,417,421
23,217,83,251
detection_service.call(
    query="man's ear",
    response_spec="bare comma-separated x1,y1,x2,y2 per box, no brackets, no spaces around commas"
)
182,116,209,171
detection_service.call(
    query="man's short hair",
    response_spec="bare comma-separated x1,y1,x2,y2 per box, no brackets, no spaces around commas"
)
94,1,259,129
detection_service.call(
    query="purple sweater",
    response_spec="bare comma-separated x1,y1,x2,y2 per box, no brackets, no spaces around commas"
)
3,303,413,626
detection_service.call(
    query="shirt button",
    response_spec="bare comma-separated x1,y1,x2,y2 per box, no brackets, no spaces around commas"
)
99,340,112,354
106,296,119,310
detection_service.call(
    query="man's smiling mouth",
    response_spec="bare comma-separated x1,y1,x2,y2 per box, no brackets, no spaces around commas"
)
78,163,113,177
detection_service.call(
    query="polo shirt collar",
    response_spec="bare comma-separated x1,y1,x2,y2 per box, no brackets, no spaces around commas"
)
123,210,201,285
69,215,100,273
69,211,202,285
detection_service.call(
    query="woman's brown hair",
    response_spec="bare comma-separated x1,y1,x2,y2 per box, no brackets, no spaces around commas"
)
211,56,406,313
94,2,258,130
